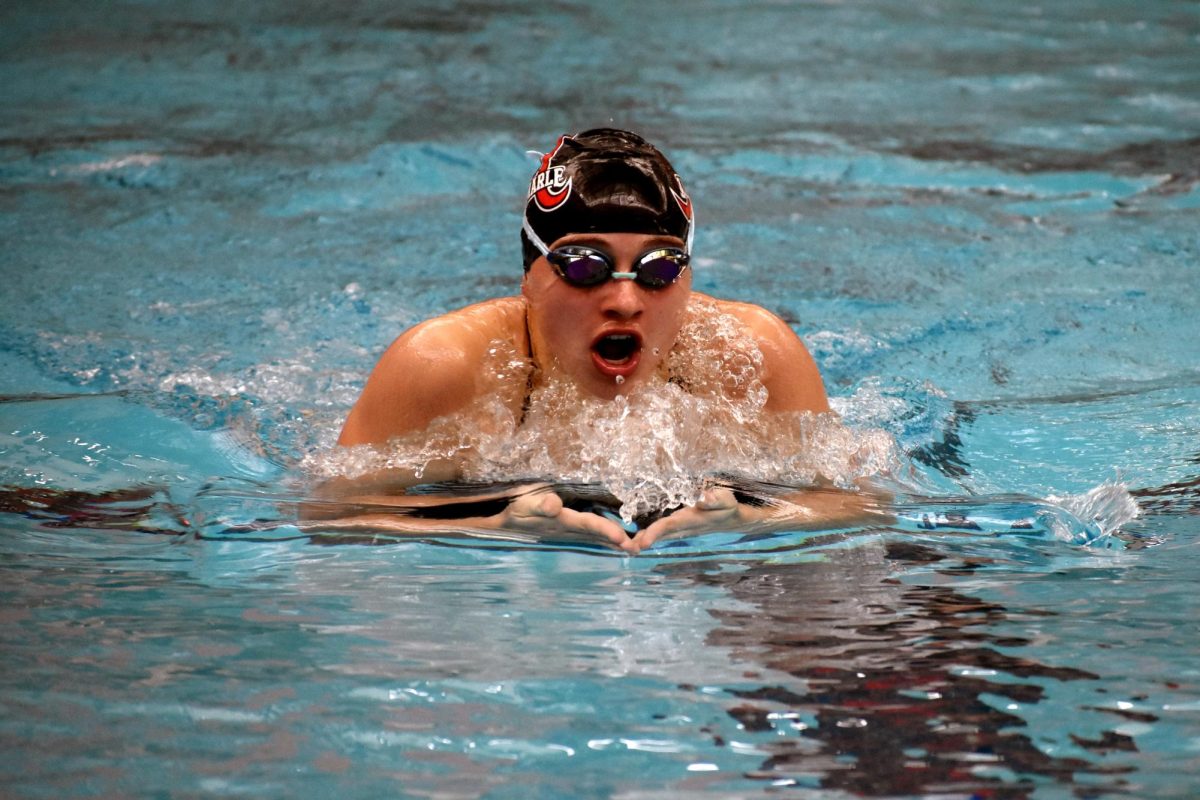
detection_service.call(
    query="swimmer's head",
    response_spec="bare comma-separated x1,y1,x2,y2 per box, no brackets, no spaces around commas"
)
521,128,694,270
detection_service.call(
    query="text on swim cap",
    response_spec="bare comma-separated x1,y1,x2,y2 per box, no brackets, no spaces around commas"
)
529,165,571,211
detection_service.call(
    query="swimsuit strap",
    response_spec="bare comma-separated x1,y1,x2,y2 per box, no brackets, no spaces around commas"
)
518,304,535,427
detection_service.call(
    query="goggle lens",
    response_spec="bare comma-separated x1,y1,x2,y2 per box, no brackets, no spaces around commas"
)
636,250,689,287
553,250,612,286
547,246,689,289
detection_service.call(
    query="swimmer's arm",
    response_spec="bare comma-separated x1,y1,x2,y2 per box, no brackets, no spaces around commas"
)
338,319,484,447
302,466,460,512
298,484,637,552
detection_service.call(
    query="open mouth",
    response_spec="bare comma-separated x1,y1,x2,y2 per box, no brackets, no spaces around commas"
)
592,333,641,365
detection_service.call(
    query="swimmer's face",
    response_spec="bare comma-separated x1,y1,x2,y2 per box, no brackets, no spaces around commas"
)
522,232,692,399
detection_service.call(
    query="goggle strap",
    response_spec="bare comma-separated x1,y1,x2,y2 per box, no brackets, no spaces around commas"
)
522,216,553,257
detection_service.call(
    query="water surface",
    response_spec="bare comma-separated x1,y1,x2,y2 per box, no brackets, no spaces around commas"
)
2,1,1199,797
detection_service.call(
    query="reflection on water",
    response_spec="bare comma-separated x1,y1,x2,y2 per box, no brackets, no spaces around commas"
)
1,475,1196,796
0,484,188,536
670,541,1140,796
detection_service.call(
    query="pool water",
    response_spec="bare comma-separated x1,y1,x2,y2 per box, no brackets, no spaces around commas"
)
2,1,1199,797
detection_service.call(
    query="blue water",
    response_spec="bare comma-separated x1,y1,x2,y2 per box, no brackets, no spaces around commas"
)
2,1,1199,797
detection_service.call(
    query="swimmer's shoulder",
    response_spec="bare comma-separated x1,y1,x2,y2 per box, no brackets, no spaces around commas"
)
694,294,788,334
694,294,830,413
339,297,528,446
401,296,527,359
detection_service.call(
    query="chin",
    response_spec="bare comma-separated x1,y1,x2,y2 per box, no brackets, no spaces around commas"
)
578,377,625,400
585,367,658,400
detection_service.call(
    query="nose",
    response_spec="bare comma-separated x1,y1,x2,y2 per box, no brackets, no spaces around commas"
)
599,276,645,319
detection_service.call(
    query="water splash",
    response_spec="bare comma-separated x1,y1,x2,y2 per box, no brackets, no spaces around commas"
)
304,303,902,523
1047,480,1141,543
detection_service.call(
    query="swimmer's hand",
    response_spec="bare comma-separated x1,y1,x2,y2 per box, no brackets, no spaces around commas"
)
500,487,636,553
629,485,892,553
629,486,747,553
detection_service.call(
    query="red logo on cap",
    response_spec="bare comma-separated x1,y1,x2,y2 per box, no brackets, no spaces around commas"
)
528,136,573,212
671,174,693,220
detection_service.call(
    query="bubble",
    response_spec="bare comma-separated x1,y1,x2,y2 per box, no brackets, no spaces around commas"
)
614,375,625,385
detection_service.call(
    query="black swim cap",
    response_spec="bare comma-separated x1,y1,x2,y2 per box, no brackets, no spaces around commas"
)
521,128,694,270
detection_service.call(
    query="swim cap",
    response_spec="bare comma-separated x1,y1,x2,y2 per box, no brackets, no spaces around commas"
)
521,128,694,269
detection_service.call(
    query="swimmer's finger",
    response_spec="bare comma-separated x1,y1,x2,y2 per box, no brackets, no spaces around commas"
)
499,492,631,551
632,494,742,552
633,510,700,550
557,507,636,551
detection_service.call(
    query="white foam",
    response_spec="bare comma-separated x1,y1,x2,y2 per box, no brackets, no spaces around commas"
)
1047,480,1141,542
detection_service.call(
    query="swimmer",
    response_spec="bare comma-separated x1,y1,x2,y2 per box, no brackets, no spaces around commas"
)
318,128,880,552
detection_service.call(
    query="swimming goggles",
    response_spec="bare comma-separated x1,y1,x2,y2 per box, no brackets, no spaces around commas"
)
546,245,690,288
523,218,689,288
